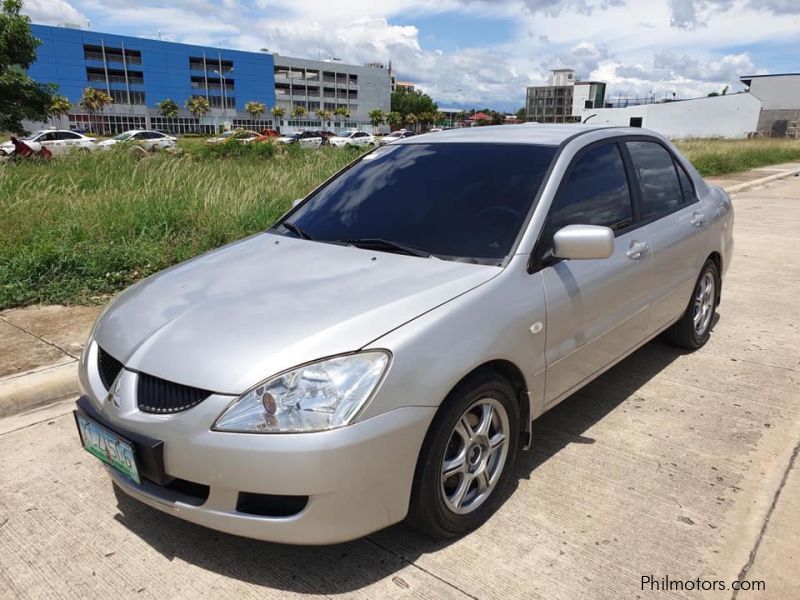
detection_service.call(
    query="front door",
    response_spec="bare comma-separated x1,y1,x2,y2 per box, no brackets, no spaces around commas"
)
539,141,653,406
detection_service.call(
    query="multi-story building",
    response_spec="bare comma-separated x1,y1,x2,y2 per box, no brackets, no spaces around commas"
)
525,68,606,124
272,55,390,131
26,24,390,134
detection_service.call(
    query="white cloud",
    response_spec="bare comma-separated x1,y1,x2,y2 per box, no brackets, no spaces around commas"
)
22,0,87,25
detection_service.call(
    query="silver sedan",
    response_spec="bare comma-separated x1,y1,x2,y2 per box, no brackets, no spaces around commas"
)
74,124,733,544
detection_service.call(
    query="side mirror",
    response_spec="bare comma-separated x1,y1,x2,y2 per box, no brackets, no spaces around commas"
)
292,198,303,208
553,224,614,260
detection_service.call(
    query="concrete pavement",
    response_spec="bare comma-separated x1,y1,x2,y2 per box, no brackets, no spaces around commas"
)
1,175,799,599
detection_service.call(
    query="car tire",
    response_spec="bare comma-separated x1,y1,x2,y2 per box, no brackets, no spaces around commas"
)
407,372,519,539
664,258,720,350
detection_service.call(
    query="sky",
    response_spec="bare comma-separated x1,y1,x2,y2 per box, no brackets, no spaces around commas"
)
22,0,800,112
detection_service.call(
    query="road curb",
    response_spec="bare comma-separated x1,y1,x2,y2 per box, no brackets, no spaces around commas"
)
0,361,79,418
723,167,800,194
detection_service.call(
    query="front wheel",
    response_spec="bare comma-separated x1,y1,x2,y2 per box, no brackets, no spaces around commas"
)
407,373,519,539
664,258,720,350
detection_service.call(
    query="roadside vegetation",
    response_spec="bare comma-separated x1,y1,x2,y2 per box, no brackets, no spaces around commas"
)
0,144,361,308
1,136,798,309
675,138,800,176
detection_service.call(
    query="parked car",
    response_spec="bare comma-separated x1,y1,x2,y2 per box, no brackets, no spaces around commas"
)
206,130,266,145
379,129,416,145
0,129,96,156
329,130,377,148
428,127,443,133
259,129,280,138
276,131,323,147
74,125,733,545
98,130,176,151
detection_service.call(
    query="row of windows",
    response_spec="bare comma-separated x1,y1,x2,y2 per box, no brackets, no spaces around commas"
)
83,44,142,65
68,114,147,134
546,140,696,244
87,67,144,86
91,88,146,105
274,67,358,85
191,76,234,91
189,57,233,73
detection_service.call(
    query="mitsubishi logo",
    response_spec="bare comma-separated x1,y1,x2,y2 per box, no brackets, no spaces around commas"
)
106,376,123,408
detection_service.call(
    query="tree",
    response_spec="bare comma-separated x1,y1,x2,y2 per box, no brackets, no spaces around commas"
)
185,96,210,119
404,112,418,132
368,108,385,132
515,107,526,121
79,87,113,134
390,88,437,121
156,98,179,118
49,94,72,126
0,0,57,132
244,100,266,121
271,106,285,121
333,106,350,127
435,112,446,126
315,108,331,126
386,111,403,130
291,105,307,119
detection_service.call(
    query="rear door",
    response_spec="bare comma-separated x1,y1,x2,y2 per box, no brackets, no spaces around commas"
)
624,140,709,333
540,141,653,405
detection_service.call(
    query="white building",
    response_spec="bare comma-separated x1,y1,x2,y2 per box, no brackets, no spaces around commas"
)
741,73,800,136
581,93,762,139
272,55,391,133
526,69,606,124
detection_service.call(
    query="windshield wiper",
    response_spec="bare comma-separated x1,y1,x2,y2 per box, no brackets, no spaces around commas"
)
340,238,431,258
282,220,314,240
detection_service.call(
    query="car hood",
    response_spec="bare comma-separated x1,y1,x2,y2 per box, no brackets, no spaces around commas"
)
98,140,118,146
94,233,500,395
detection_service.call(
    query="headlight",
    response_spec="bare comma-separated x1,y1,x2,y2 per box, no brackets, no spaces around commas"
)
213,351,390,433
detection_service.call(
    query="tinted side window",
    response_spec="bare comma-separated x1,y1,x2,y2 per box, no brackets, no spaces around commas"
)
676,163,696,204
627,141,683,220
549,143,632,234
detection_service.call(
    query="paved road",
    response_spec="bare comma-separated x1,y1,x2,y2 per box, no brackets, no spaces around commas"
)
1,177,799,599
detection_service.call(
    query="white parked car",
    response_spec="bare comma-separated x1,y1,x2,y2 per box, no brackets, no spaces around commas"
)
205,130,266,145
276,131,323,147
329,131,377,148
379,129,416,146
98,130,176,151
0,129,97,156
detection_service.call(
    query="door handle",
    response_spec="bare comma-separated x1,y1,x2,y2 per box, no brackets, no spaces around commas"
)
691,212,706,227
626,240,649,260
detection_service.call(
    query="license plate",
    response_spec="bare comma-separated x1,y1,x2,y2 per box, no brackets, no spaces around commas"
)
75,413,140,484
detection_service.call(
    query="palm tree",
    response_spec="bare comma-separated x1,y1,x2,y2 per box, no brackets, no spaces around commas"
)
244,101,266,123
185,97,211,133
271,106,286,126
368,109,385,133
291,105,307,120
404,112,418,132
315,108,331,128
156,98,179,118
387,111,403,130
435,112,446,127
49,95,72,128
333,106,350,129
78,88,113,134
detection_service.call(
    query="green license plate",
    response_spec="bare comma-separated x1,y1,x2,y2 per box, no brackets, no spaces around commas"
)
75,413,140,484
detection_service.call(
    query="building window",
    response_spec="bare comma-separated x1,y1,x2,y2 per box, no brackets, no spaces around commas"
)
92,87,145,105
191,75,233,91
83,44,141,65
197,94,235,109
86,67,144,86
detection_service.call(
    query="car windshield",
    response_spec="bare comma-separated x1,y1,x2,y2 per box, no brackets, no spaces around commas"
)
279,143,556,264
113,132,134,141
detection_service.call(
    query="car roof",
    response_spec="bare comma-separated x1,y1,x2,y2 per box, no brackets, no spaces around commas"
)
394,124,638,147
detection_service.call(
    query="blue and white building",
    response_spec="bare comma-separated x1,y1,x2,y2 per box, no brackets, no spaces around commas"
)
28,24,391,134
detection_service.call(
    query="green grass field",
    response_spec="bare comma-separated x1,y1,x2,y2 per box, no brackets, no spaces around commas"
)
1,137,799,309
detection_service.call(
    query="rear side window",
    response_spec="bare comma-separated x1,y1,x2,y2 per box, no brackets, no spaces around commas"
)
549,142,633,234
676,163,696,204
627,141,683,220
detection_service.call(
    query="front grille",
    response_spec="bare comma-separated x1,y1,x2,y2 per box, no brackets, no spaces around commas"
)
97,346,124,390
137,372,212,414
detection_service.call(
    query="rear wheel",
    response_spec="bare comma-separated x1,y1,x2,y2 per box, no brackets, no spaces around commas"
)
407,373,519,539
665,259,719,350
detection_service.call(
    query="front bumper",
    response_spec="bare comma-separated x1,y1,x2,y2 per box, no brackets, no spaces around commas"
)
77,366,435,544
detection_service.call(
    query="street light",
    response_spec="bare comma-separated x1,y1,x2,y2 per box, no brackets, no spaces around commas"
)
212,68,234,119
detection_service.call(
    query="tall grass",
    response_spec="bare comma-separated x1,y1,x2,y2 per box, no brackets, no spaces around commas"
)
0,146,362,308
1,137,799,309
675,138,800,176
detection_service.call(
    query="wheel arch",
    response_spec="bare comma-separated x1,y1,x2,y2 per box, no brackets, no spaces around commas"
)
707,251,722,305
